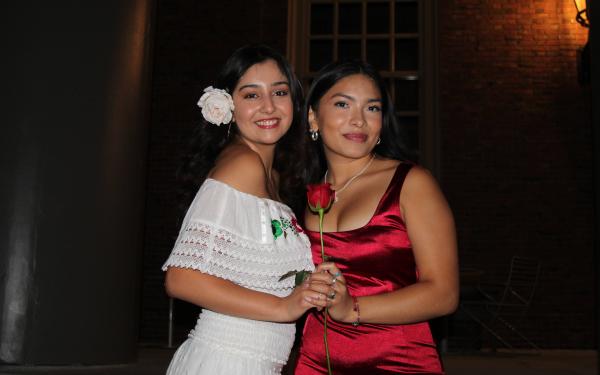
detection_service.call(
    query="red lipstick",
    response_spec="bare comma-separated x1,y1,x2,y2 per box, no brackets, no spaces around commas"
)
343,133,368,143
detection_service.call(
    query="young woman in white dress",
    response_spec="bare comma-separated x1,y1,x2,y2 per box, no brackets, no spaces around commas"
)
162,45,329,374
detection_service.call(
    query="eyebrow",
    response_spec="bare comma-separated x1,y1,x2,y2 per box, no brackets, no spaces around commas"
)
330,93,382,103
237,81,290,91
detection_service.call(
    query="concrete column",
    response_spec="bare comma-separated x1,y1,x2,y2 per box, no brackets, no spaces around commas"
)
0,1,154,365
590,2,600,374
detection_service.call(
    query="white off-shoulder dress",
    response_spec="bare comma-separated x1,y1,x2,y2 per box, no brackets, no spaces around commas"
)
162,178,314,375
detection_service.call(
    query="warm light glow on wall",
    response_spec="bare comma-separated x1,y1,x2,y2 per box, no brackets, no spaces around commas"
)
573,0,589,27
572,0,590,84
559,0,589,42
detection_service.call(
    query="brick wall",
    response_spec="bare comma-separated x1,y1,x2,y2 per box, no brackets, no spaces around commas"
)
439,0,593,348
140,0,288,343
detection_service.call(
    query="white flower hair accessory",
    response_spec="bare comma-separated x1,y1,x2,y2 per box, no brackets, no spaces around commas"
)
197,86,235,126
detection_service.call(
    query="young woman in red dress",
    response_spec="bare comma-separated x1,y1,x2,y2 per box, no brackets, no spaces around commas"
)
295,60,459,375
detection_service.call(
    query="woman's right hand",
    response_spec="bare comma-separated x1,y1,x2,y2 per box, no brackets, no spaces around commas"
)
308,263,355,323
279,281,329,321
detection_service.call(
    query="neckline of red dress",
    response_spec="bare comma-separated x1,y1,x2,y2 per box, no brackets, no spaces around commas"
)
305,162,406,234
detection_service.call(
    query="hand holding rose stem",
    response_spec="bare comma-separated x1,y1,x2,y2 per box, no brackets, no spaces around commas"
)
306,183,336,375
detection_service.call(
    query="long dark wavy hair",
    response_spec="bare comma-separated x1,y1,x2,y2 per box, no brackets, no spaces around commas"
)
178,44,307,215
304,60,417,183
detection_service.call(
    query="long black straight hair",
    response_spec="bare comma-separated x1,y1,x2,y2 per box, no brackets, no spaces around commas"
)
304,60,417,183
178,44,307,215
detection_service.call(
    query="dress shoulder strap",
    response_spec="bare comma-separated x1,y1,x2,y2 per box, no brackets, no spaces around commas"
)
374,162,414,217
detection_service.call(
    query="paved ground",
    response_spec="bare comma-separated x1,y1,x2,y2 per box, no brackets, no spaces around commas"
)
0,347,596,374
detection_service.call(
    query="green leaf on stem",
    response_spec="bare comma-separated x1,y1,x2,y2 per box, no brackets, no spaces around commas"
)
278,270,298,282
279,270,312,286
295,270,311,286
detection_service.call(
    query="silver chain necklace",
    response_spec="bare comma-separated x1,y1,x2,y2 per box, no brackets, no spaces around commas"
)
324,155,375,202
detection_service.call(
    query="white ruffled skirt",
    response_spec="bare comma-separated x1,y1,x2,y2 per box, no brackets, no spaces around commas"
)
166,310,295,375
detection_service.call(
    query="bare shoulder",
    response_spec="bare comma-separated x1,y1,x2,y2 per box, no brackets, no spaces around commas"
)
209,144,269,198
401,164,450,211
404,164,438,191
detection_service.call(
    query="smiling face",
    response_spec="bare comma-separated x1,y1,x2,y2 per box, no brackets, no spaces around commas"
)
231,59,293,149
309,73,383,160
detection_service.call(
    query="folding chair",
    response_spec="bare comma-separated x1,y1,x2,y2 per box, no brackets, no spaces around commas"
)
459,255,541,351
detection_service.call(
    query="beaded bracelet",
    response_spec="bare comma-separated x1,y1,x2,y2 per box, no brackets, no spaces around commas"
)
352,295,360,327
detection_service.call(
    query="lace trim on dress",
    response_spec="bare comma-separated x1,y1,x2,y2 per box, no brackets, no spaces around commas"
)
162,221,313,293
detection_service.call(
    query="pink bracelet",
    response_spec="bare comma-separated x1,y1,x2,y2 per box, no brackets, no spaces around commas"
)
352,296,360,327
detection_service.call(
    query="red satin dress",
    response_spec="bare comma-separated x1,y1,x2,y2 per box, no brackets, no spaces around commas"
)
295,163,444,375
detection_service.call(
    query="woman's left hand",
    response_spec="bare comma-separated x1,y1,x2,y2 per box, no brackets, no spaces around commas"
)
307,262,354,323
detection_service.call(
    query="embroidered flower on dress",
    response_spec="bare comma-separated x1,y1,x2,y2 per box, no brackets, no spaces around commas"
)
272,220,283,239
272,217,303,240
291,217,304,233
197,86,235,126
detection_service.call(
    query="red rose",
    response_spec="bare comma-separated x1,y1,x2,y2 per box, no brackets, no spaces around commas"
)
307,183,335,212
306,182,335,375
